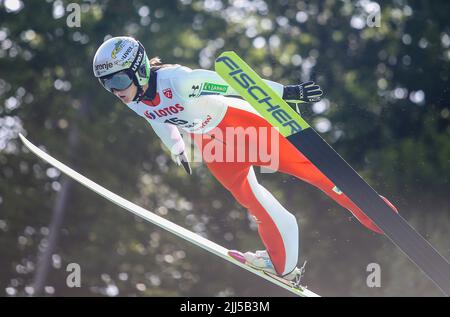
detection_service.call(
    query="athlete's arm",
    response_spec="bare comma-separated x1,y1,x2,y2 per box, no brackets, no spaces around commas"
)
145,120,191,175
144,118,186,156
170,66,284,99
283,81,323,103
171,66,323,105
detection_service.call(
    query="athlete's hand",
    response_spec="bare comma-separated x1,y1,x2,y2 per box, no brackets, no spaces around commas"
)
171,151,192,175
283,81,323,103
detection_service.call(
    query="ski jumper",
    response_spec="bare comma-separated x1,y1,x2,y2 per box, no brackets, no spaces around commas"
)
127,65,398,276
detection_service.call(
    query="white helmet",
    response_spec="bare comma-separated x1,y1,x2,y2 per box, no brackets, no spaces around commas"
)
93,36,151,100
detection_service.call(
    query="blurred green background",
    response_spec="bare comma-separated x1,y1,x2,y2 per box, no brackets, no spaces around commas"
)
0,0,449,297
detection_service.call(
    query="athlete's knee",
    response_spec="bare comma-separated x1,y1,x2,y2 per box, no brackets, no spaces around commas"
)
229,186,254,209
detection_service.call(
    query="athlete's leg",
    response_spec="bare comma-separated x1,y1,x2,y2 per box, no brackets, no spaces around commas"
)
274,129,399,234
191,132,299,275
212,105,399,234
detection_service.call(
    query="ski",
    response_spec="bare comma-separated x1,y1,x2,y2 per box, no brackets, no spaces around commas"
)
228,250,308,293
215,51,450,296
19,133,319,297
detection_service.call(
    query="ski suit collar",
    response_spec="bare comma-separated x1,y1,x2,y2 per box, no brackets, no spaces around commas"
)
142,69,158,101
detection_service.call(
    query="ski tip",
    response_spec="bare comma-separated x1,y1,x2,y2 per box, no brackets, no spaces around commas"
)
217,50,234,56
228,250,246,264
18,133,32,149
215,51,237,62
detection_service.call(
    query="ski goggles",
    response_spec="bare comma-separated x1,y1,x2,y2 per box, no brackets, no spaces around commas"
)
99,71,134,92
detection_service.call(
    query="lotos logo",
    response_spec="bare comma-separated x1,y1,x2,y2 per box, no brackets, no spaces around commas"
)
95,62,114,72
144,104,185,120
144,111,156,120
163,88,173,99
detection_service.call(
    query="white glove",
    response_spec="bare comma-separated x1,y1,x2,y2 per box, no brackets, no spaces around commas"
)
171,151,192,175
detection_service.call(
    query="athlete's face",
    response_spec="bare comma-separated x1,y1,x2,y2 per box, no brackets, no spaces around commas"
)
112,83,137,104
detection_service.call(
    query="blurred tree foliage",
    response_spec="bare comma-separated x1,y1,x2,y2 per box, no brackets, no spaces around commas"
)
0,0,449,296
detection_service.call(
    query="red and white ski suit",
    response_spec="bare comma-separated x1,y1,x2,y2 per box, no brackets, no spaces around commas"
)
127,65,398,275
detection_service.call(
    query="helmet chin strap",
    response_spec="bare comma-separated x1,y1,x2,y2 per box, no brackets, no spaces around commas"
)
133,85,144,102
